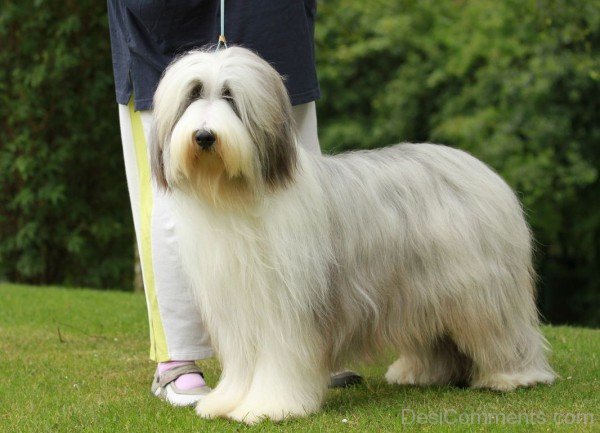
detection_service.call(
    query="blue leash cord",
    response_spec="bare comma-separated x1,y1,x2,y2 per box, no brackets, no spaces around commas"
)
216,0,228,50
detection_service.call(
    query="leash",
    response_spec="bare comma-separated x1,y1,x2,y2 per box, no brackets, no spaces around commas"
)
216,0,228,50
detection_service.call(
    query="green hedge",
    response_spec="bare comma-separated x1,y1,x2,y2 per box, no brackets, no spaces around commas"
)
0,0,598,325
0,1,132,288
316,0,600,325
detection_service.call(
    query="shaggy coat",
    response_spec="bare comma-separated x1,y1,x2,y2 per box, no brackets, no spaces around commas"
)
151,47,555,424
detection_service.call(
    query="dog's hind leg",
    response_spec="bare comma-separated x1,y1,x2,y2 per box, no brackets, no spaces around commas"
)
385,337,471,387
444,289,556,391
458,325,556,391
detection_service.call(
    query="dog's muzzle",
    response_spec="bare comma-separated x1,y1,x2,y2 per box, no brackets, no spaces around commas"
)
194,129,216,150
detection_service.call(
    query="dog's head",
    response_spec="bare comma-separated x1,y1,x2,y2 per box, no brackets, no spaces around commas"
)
151,47,298,206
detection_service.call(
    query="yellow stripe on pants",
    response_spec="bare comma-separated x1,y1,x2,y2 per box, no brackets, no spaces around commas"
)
128,100,169,362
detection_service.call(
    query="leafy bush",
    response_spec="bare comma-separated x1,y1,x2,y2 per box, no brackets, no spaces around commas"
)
0,1,132,288
316,0,600,325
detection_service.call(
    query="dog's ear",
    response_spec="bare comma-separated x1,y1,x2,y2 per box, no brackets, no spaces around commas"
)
241,54,298,189
260,85,297,189
268,137,297,188
149,122,169,190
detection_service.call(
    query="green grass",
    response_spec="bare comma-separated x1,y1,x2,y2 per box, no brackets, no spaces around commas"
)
0,284,598,433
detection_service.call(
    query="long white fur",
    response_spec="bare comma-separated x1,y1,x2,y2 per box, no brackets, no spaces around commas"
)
152,47,555,424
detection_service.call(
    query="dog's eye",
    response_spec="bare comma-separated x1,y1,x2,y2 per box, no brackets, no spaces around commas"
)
222,87,238,115
222,87,233,102
189,84,203,100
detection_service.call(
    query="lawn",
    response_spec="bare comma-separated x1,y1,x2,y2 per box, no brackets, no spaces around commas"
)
0,283,597,433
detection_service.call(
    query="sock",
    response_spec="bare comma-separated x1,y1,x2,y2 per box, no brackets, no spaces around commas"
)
158,361,206,390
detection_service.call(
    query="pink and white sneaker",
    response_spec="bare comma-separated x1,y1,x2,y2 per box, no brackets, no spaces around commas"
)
151,362,211,407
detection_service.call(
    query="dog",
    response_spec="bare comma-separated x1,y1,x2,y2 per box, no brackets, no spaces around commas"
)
150,46,555,424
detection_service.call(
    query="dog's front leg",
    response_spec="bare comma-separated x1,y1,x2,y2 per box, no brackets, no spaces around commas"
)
195,332,254,419
226,340,329,424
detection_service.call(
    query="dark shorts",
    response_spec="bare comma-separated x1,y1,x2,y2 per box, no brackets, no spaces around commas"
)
108,0,320,110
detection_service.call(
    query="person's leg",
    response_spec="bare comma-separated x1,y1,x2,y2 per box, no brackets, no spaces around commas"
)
292,101,321,154
118,101,212,405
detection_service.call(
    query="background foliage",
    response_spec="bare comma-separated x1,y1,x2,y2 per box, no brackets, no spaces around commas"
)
0,1,132,288
1,0,598,325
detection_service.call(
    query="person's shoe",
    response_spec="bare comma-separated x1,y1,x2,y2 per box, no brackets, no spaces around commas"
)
330,369,363,388
151,363,211,406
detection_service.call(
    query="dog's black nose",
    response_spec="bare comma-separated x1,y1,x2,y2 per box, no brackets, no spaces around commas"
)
194,130,216,150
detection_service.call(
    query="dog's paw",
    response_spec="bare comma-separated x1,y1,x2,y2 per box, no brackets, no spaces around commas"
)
195,391,242,419
226,406,267,425
226,400,312,425
471,370,556,392
385,357,420,385
385,356,448,386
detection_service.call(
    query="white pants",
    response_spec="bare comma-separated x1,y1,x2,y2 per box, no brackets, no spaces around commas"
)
118,101,320,361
